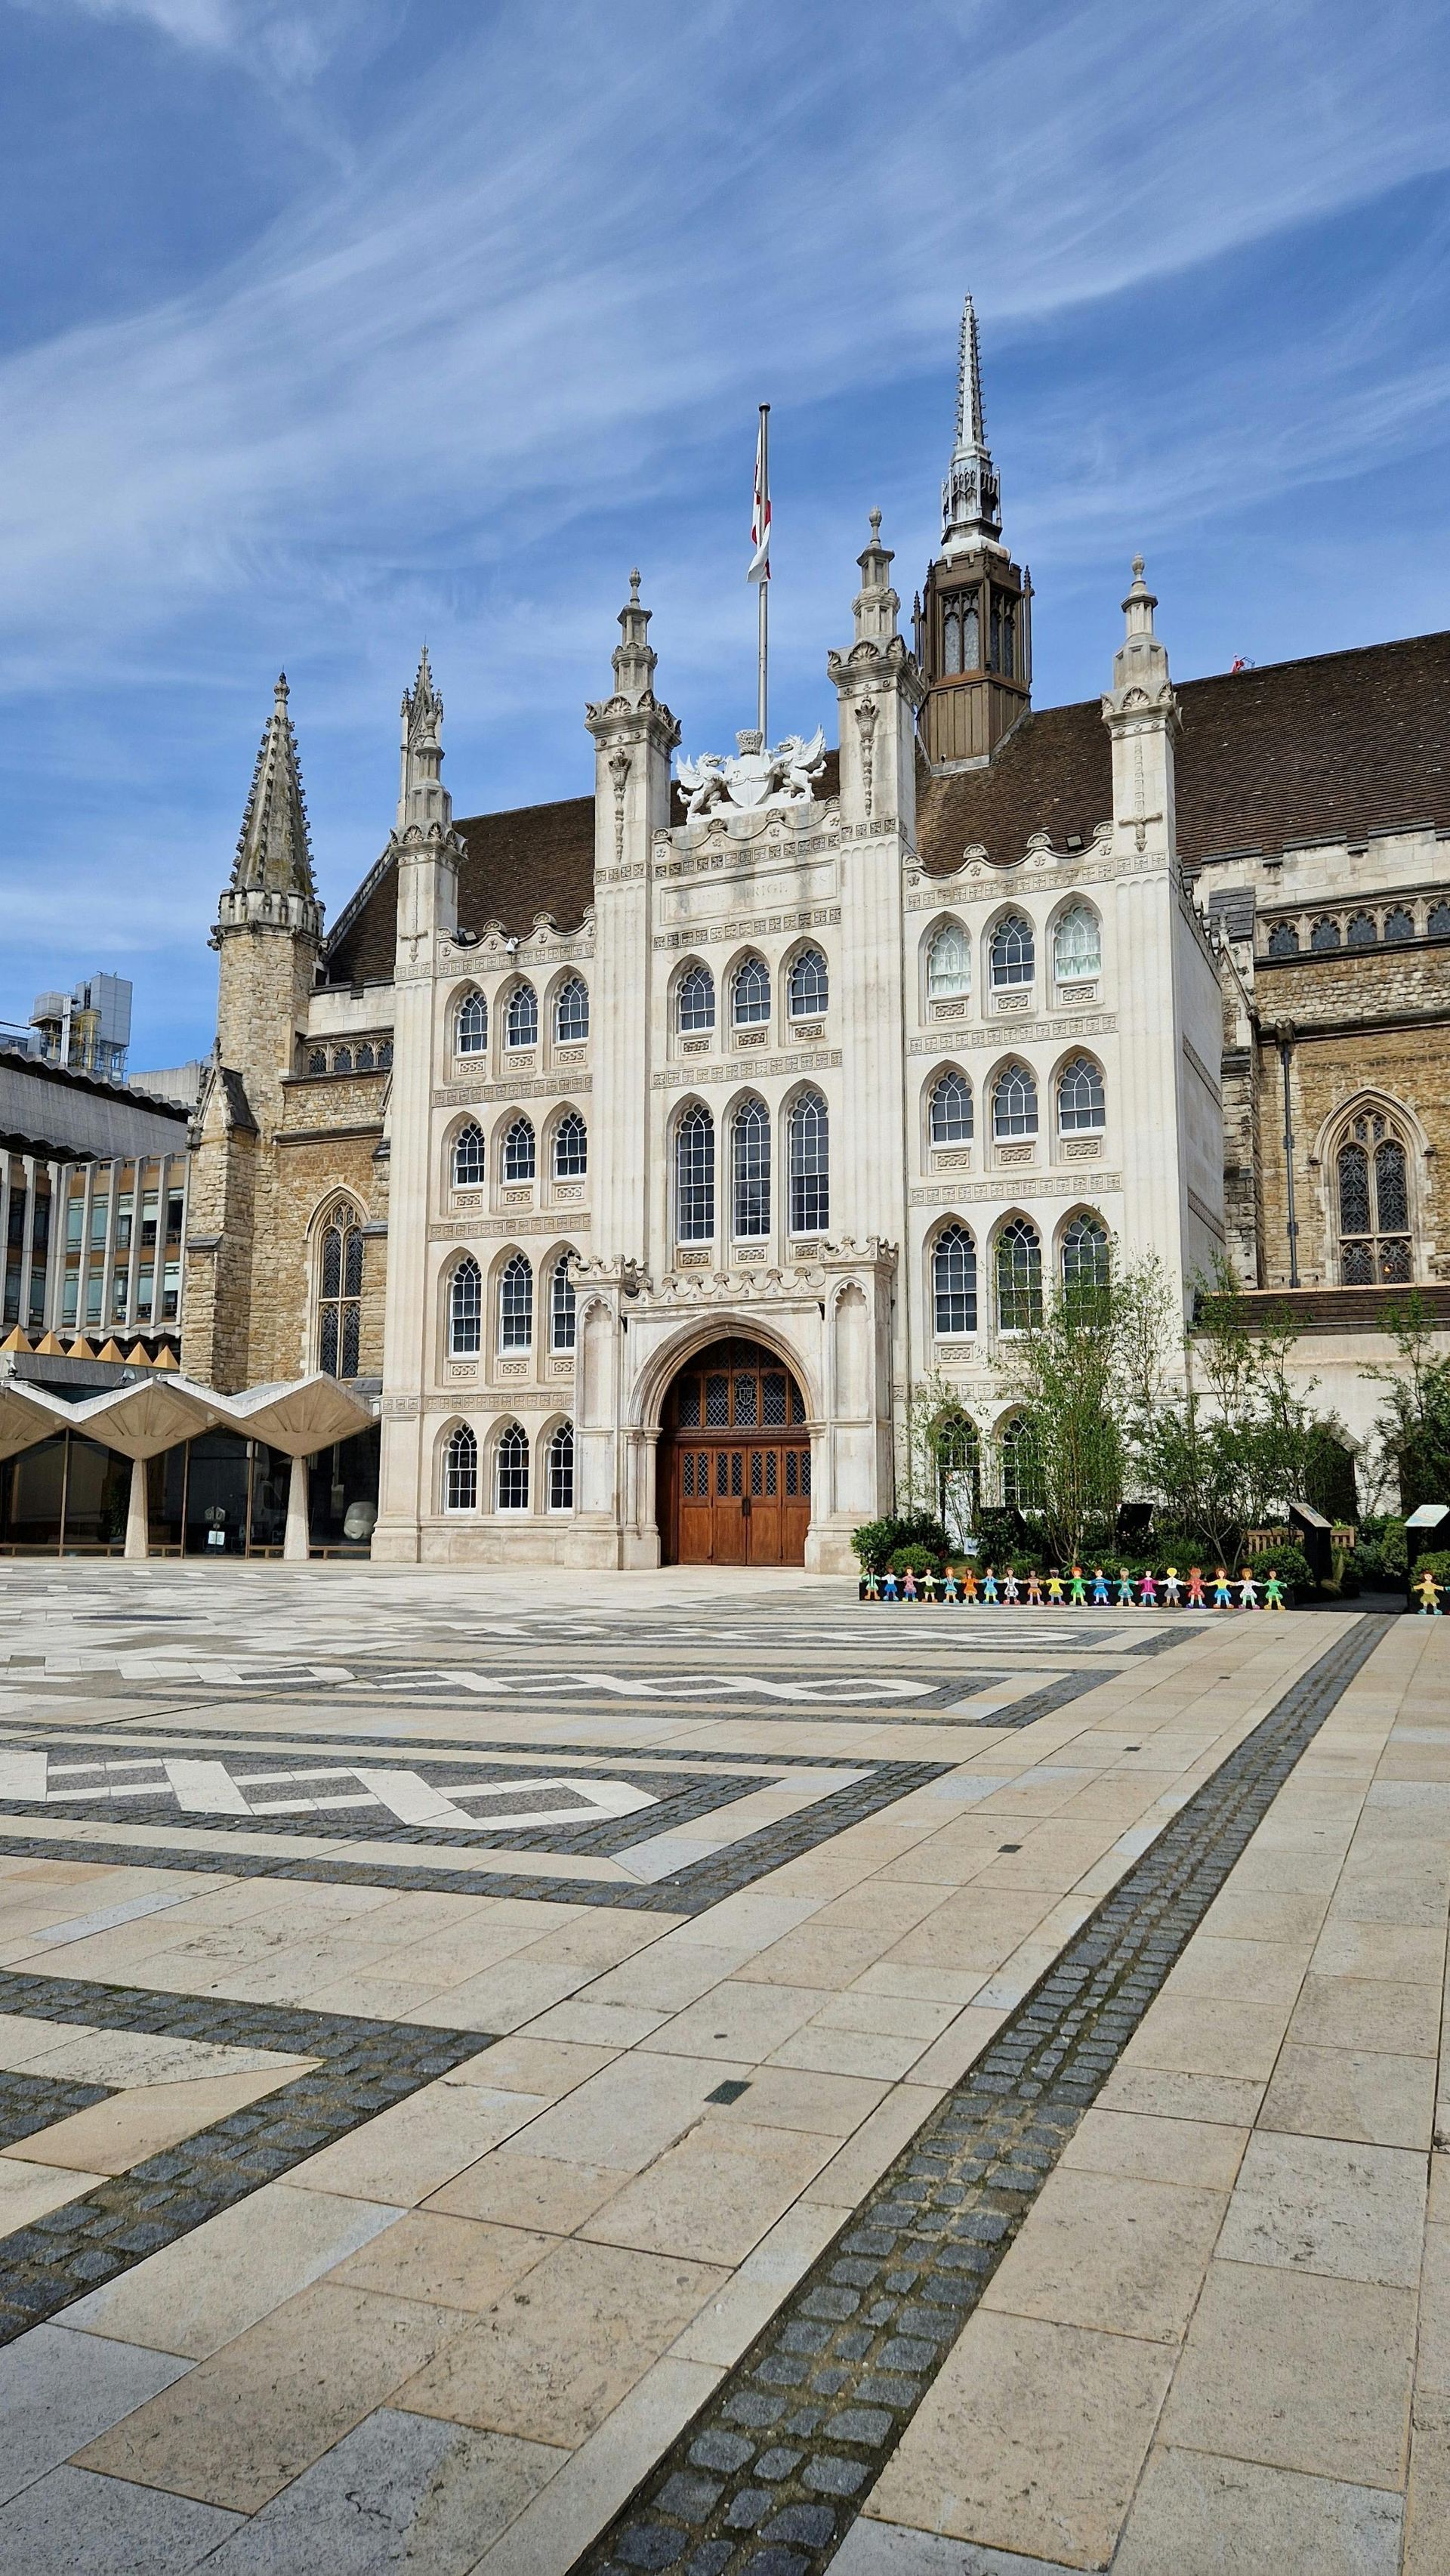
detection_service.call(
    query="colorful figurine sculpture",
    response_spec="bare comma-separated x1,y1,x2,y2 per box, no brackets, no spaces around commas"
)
1186,1566,1206,1607
1139,1570,1158,1606
1002,1568,1020,1605
1091,1566,1111,1605
1044,1570,1063,1605
1162,1566,1182,1607
941,1566,959,1604
1238,1568,1259,1609
1026,1570,1043,1606
1263,1569,1286,1611
881,1568,899,1602
1415,1568,1443,1614
962,1568,979,1605
1069,1564,1087,1605
1116,1569,1135,1607
981,1568,999,1605
902,1567,918,1602
921,1566,939,1605
863,1567,881,1602
1212,1568,1234,1608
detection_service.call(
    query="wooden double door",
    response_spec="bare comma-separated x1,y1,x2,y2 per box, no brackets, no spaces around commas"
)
661,1339,812,1565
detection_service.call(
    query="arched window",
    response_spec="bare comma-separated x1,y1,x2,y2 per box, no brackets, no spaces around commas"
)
456,991,487,1055
548,1421,575,1512
1062,1214,1111,1297
997,1219,1043,1330
990,913,1034,988
992,1064,1038,1139
1310,916,1341,953
929,1069,973,1145
1267,922,1299,957
317,1202,363,1377
788,947,829,1019
942,598,962,675
1057,1055,1106,1133
999,1414,1041,1509
789,1090,829,1235
1053,905,1101,982
444,1423,477,1512
448,1256,482,1357
732,1098,771,1238
677,1104,714,1241
333,1046,352,1074
927,922,971,1000
550,1252,576,1352
504,984,538,1049
495,1423,529,1511
502,1117,536,1182
677,964,715,1034
356,1043,375,1070
1347,913,1377,948
452,1122,486,1188
935,1408,981,1537
554,977,590,1042
498,1252,533,1350
1384,907,1415,944
307,1048,326,1074
933,1224,977,1336
378,1039,393,1070
553,1111,588,1178
1429,902,1450,938
732,956,771,1027
1337,1111,1412,1283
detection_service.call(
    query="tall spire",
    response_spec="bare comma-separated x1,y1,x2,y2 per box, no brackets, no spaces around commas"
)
231,674,315,898
397,646,450,835
940,292,1002,561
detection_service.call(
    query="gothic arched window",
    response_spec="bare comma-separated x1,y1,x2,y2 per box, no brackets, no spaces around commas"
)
550,1252,576,1352
448,1256,482,1357
333,1046,352,1074
1429,902,1450,938
732,1098,770,1239
933,1223,977,1336
927,922,971,1000
990,913,1034,988
676,1104,714,1241
452,1122,486,1188
1053,905,1101,982
1057,1055,1106,1134
317,1202,363,1377
1267,922,1299,957
1062,1214,1111,1297
1310,916,1341,953
732,956,771,1027
930,1069,973,1145
788,947,829,1019
548,1421,575,1512
504,983,538,1049
992,1064,1038,1139
1337,1111,1413,1284
1347,912,1377,948
498,1252,534,1350
495,1422,529,1511
677,964,715,1034
554,977,589,1042
1384,907,1415,944
553,1111,587,1178
999,1414,1041,1509
788,1090,829,1235
444,1423,477,1512
456,991,487,1055
997,1219,1043,1331
502,1117,536,1182
936,1408,980,1522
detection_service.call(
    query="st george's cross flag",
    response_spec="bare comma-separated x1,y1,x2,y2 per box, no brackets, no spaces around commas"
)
748,412,771,583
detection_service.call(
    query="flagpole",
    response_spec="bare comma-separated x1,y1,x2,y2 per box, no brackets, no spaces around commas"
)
757,403,770,743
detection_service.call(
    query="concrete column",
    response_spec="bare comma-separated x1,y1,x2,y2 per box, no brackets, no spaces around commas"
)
125,1454,150,1559
284,1452,311,1561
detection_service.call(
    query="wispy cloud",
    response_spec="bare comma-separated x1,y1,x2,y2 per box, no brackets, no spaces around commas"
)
30,0,369,78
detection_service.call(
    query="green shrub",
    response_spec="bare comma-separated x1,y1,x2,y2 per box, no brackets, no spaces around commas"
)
1247,1543,1312,1592
887,1545,944,1577
851,1513,950,1571
1329,1549,1361,1599
1411,1548,1450,1594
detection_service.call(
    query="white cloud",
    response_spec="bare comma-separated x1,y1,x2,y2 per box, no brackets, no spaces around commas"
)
24,0,370,77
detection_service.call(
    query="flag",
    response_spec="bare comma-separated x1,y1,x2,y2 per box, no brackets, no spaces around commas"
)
748,410,770,583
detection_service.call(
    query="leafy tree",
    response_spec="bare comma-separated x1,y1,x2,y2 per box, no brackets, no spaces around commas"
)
1362,1297,1450,1515
1137,1262,1324,1556
991,1249,1174,1564
898,1371,983,1548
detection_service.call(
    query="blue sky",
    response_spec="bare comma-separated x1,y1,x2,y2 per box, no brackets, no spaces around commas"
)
2,0,1449,1070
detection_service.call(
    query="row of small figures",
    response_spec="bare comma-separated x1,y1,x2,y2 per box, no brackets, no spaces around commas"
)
863,1566,1287,1608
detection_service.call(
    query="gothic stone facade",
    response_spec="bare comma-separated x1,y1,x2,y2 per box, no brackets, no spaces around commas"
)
185,307,1450,1563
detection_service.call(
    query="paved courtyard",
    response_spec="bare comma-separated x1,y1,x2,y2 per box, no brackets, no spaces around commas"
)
0,1564,1443,2574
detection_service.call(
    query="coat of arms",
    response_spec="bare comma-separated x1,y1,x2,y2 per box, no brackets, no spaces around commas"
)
677,727,826,818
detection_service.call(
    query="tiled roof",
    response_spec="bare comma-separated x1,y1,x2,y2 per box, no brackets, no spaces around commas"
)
322,633,1450,984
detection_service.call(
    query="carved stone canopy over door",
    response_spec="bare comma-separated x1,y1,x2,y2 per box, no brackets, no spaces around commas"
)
659,1337,810,1566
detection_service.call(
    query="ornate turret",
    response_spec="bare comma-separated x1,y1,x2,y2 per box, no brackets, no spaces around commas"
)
217,675,322,941
918,295,1032,771
396,647,450,838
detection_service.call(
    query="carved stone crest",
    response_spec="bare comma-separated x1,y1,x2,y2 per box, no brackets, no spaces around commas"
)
677,727,827,818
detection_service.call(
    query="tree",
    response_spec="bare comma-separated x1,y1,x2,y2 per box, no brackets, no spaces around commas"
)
1137,1262,1321,1555
1362,1296,1450,1513
899,1372,982,1547
992,1249,1174,1564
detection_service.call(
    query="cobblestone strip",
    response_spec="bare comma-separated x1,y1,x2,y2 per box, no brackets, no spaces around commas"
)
0,1970,486,2344
0,2067,111,2151
575,1615,1393,2576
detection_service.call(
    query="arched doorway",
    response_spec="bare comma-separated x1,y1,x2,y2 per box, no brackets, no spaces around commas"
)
659,1336,811,1566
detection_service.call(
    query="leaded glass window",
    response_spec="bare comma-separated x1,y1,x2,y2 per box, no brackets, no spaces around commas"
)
1385,907,1415,944
452,1122,485,1187
927,922,970,999
553,1111,587,1178
1310,916,1341,952
548,1421,574,1511
496,1422,529,1511
1337,1113,1413,1283
448,1255,481,1357
456,991,487,1055
996,1219,1043,1330
930,1069,973,1145
677,1104,715,1241
503,1117,536,1182
678,964,715,1033
554,977,589,1042
504,983,538,1049
498,1252,533,1350
317,1202,363,1377
1347,912,1377,947
788,947,828,1019
1057,1055,1106,1133
444,1423,477,1511
732,956,770,1026
1053,905,1101,981
550,1252,576,1351
732,1098,770,1238
992,1064,1038,1139
1429,903,1450,937
933,1224,977,1336
788,1090,828,1235
1267,922,1299,956
990,913,1034,987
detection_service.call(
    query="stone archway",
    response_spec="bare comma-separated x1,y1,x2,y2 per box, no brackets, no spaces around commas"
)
658,1336,812,1566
